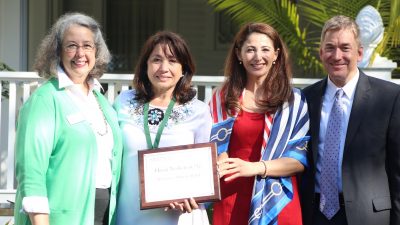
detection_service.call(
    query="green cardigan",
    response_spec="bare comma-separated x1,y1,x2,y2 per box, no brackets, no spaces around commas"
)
14,78,123,225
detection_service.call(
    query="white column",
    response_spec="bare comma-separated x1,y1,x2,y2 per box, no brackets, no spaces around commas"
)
363,55,398,81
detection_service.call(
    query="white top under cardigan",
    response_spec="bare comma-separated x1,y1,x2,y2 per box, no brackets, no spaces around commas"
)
113,90,212,225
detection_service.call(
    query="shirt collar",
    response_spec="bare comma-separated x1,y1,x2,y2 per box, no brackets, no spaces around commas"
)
56,65,102,92
326,69,359,101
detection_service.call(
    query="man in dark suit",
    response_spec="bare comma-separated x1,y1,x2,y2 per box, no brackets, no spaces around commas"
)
300,15,400,225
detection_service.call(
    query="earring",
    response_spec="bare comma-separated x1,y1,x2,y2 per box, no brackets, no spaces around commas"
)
272,61,276,64
239,61,242,64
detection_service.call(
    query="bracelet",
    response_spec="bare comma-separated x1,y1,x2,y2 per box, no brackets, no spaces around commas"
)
261,160,268,178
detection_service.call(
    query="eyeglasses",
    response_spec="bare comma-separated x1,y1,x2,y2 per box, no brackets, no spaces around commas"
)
63,43,95,53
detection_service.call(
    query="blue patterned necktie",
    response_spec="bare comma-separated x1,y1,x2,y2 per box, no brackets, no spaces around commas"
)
320,89,344,219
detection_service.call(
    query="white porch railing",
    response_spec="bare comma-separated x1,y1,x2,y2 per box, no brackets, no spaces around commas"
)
1,71,399,205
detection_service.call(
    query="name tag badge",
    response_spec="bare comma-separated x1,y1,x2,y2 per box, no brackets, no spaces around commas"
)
66,113,85,125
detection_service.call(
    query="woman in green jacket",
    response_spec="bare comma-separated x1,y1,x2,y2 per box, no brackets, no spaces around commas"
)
13,12,122,225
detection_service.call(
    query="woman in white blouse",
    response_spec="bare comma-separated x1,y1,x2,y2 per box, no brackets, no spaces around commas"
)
113,31,212,225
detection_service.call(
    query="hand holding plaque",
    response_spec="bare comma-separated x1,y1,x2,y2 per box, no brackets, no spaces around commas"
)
138,142,220,209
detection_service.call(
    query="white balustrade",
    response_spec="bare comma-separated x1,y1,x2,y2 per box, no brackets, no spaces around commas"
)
0,72,228,200
0,71,399,207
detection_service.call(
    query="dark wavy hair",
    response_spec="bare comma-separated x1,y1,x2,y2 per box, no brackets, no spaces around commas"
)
133,31,196,104
222,22,292,115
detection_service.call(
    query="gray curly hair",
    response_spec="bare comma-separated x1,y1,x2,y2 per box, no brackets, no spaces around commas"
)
34,12,111,79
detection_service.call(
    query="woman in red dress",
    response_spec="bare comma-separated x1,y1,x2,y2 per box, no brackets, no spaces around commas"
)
209,22,309,225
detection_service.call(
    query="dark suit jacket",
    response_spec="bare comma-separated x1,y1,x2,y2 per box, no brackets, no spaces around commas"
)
300,71,400,225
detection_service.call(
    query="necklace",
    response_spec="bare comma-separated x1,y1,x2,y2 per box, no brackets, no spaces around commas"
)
147,108,165,125
93,92,109,136
143,98,176,149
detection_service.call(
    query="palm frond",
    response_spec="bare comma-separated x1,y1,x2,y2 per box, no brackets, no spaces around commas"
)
297,0,330,28
385,0,400,46
209,0,293,35
0,61,13,99
208,0,323,74
391,16,400,46
374,0,400,58
299,0,378,28
207,0,399,76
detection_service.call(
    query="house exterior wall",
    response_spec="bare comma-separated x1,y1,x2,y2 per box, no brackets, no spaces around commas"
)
0,0,24,70
0,0,231,75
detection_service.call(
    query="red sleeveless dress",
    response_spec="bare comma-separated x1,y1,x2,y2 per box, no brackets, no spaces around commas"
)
212,110,302,225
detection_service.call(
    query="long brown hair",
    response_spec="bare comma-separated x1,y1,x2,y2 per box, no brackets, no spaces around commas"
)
133,31,196,104
222,22,292,115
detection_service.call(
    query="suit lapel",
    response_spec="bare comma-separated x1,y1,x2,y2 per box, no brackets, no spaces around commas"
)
344,72,371,151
